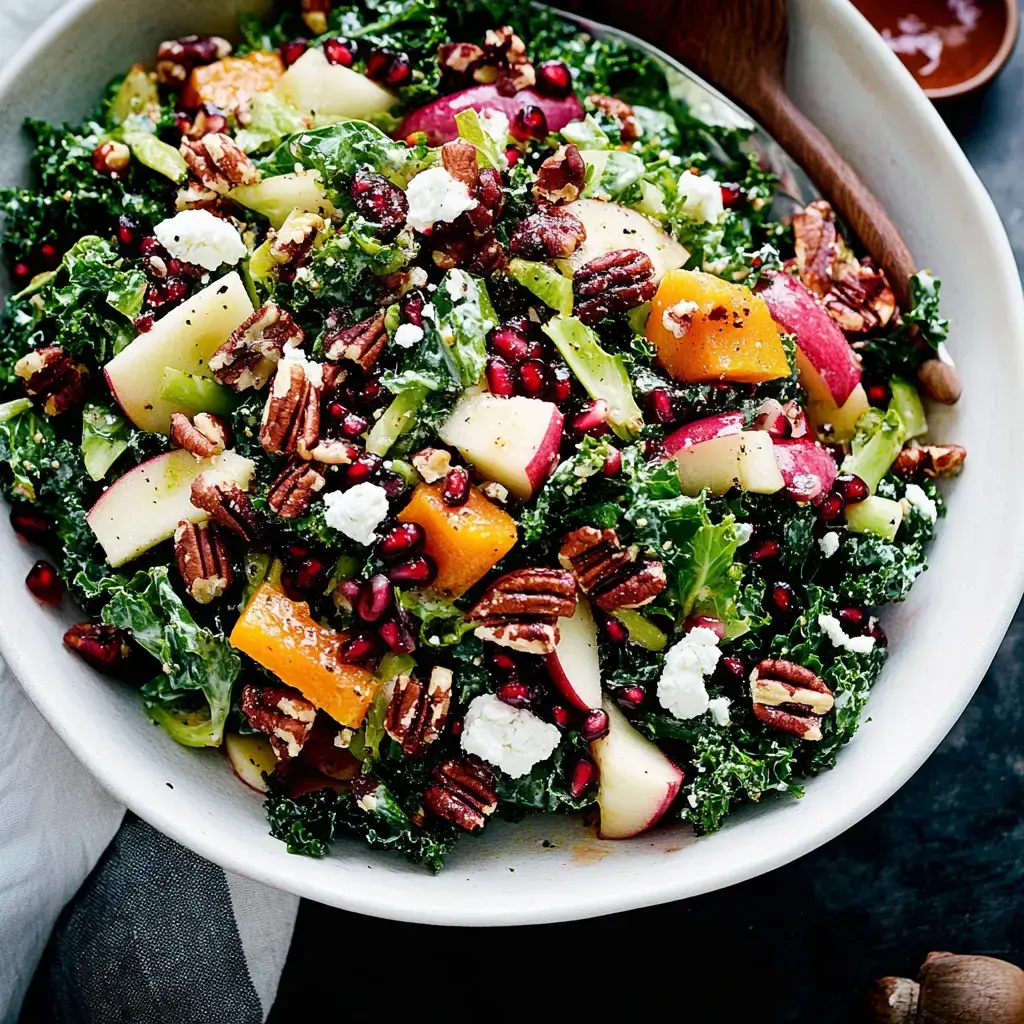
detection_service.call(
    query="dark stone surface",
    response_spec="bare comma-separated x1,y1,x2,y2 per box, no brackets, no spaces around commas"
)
269,38,1024,1024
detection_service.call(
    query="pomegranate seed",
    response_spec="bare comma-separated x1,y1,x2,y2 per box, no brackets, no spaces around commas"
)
378,615,417,654
287,542,312,561
646,438,667,461
551,705,572,729
866,382,890,405
517,358,547,397
568,757,597,799
581,708,610,741
340,631,380,665
835,473,869,505
387,554,437,587
280,38,308,66
365,48,411,86
496,679,536,708
26,559,63,605
340,452,382,487
441,466,470,507
648,388,675,425
719,656,746,681
525,339,546,360
492,652,517,672
536,60,572,96
818,491,845,522
13,261,32,284
145,282,167,307
617,685,645,711
504,147,521,166
547,363,573,404
684,615,725,638
334,578,363,612
449,718,464,736
343,376,384,409
324,37,358,67
868,621,888,648
293,557,325,591
720,183,744,208
63,623,131,672
116,215,140,252
163,278,189,304
139,236,165,257
327,401,347,423
768,582,799,617
10,503,52,543
511,104,548,141
572,399,610,435
603,617,628,644
379,471,408,501
357,574,393,623
486,356,516,397
340,411,369,438
37,243,56,269
838,607,867,631
133,312,154,333
379,523,425,561
750,538,780,562
491,325,531,364
602,448,623,477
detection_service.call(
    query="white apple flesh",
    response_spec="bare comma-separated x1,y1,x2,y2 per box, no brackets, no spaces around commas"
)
104,272,254,434
591,698,684,839
87,449,255,568
802,360,871,442
564,198,689,284
545,597,602,711
225,732,277,793
439,393,564,500
275,47,396,121
230,171,335,230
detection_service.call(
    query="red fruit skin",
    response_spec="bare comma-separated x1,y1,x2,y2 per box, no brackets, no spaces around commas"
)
772,438,838,503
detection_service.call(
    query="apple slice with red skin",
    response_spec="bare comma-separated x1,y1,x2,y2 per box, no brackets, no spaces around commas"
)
545,597,601,711
663,411,745,456
439,392,564,501
225,732,276,794
591,698,684,839
758,271,861,407
773,438,838,502
397,84,584,144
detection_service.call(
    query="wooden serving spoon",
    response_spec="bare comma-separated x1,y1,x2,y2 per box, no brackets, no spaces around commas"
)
565,0,961,402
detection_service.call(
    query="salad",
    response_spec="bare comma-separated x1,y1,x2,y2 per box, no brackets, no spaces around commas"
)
0,0,967,871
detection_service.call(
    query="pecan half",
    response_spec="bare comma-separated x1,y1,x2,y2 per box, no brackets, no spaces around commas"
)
441,140,480,187
509,205,587,261
260,358,321,458
191,474,263,542
588,93,640,142
750,658,835,742
301,0,331,35
573,249,657,325
209,303,304,391
323,309,388,370
174,180,225,215
438,42,487,87
156,35,232,86
181,132,260,194
485,26,534,95
309,439,359,465
267,459,326,519
466,568,577,654
411,447,452,483
423,756,498,832
535,144,587,204
14,346,88,416
169,411,229,458
593,562,667,612
892,442,966,479
240,682,316,760
558,527,666,612
174,519,233,604
269,211,324,267
384,666,453,756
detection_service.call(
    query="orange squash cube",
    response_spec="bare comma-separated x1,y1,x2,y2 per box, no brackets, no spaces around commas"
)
647,269,791,384
230,583,377,728
182,52,284,112
398,483,518,597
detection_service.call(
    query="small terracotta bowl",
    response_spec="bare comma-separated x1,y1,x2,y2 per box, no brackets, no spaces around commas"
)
924,0,1019,100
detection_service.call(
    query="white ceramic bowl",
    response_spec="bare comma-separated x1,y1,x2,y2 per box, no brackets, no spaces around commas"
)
1,0,1022,926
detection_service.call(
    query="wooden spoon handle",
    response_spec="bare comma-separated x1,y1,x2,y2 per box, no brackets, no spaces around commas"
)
752,84,915,309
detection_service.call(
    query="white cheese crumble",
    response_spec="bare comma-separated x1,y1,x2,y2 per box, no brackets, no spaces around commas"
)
460,694,561,778
277,345,322,388
478,108,510,147
405,167,478,232
818,613,876,654
734,522,754,546
676,171,724,224
818,532,841,559
393,323,424,348
904,483,938,523
662,298,699,338
323,482,390,546
153,209,246,271
707,696,731,727
657,626,722,720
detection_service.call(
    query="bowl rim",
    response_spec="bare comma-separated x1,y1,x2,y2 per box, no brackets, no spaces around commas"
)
2,0,1023,925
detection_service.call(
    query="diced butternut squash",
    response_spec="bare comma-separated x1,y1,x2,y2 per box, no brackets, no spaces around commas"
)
230,583,377,728
182,52,284,112
398,483,518,597
647,269,791,384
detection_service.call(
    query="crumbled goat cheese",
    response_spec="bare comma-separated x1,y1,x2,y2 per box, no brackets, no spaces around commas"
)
708,696,731,727
478,108,510,148
818,532,841,559
153,209,246,271
277,346,322,388
662,298,699,338
323,482,390,546
734,522,754,546
658,627,722,720
818,613,876,654
405,167,478,232
676,170,724,224
461,694,561,778
904,483,937,523
393,323,424,348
